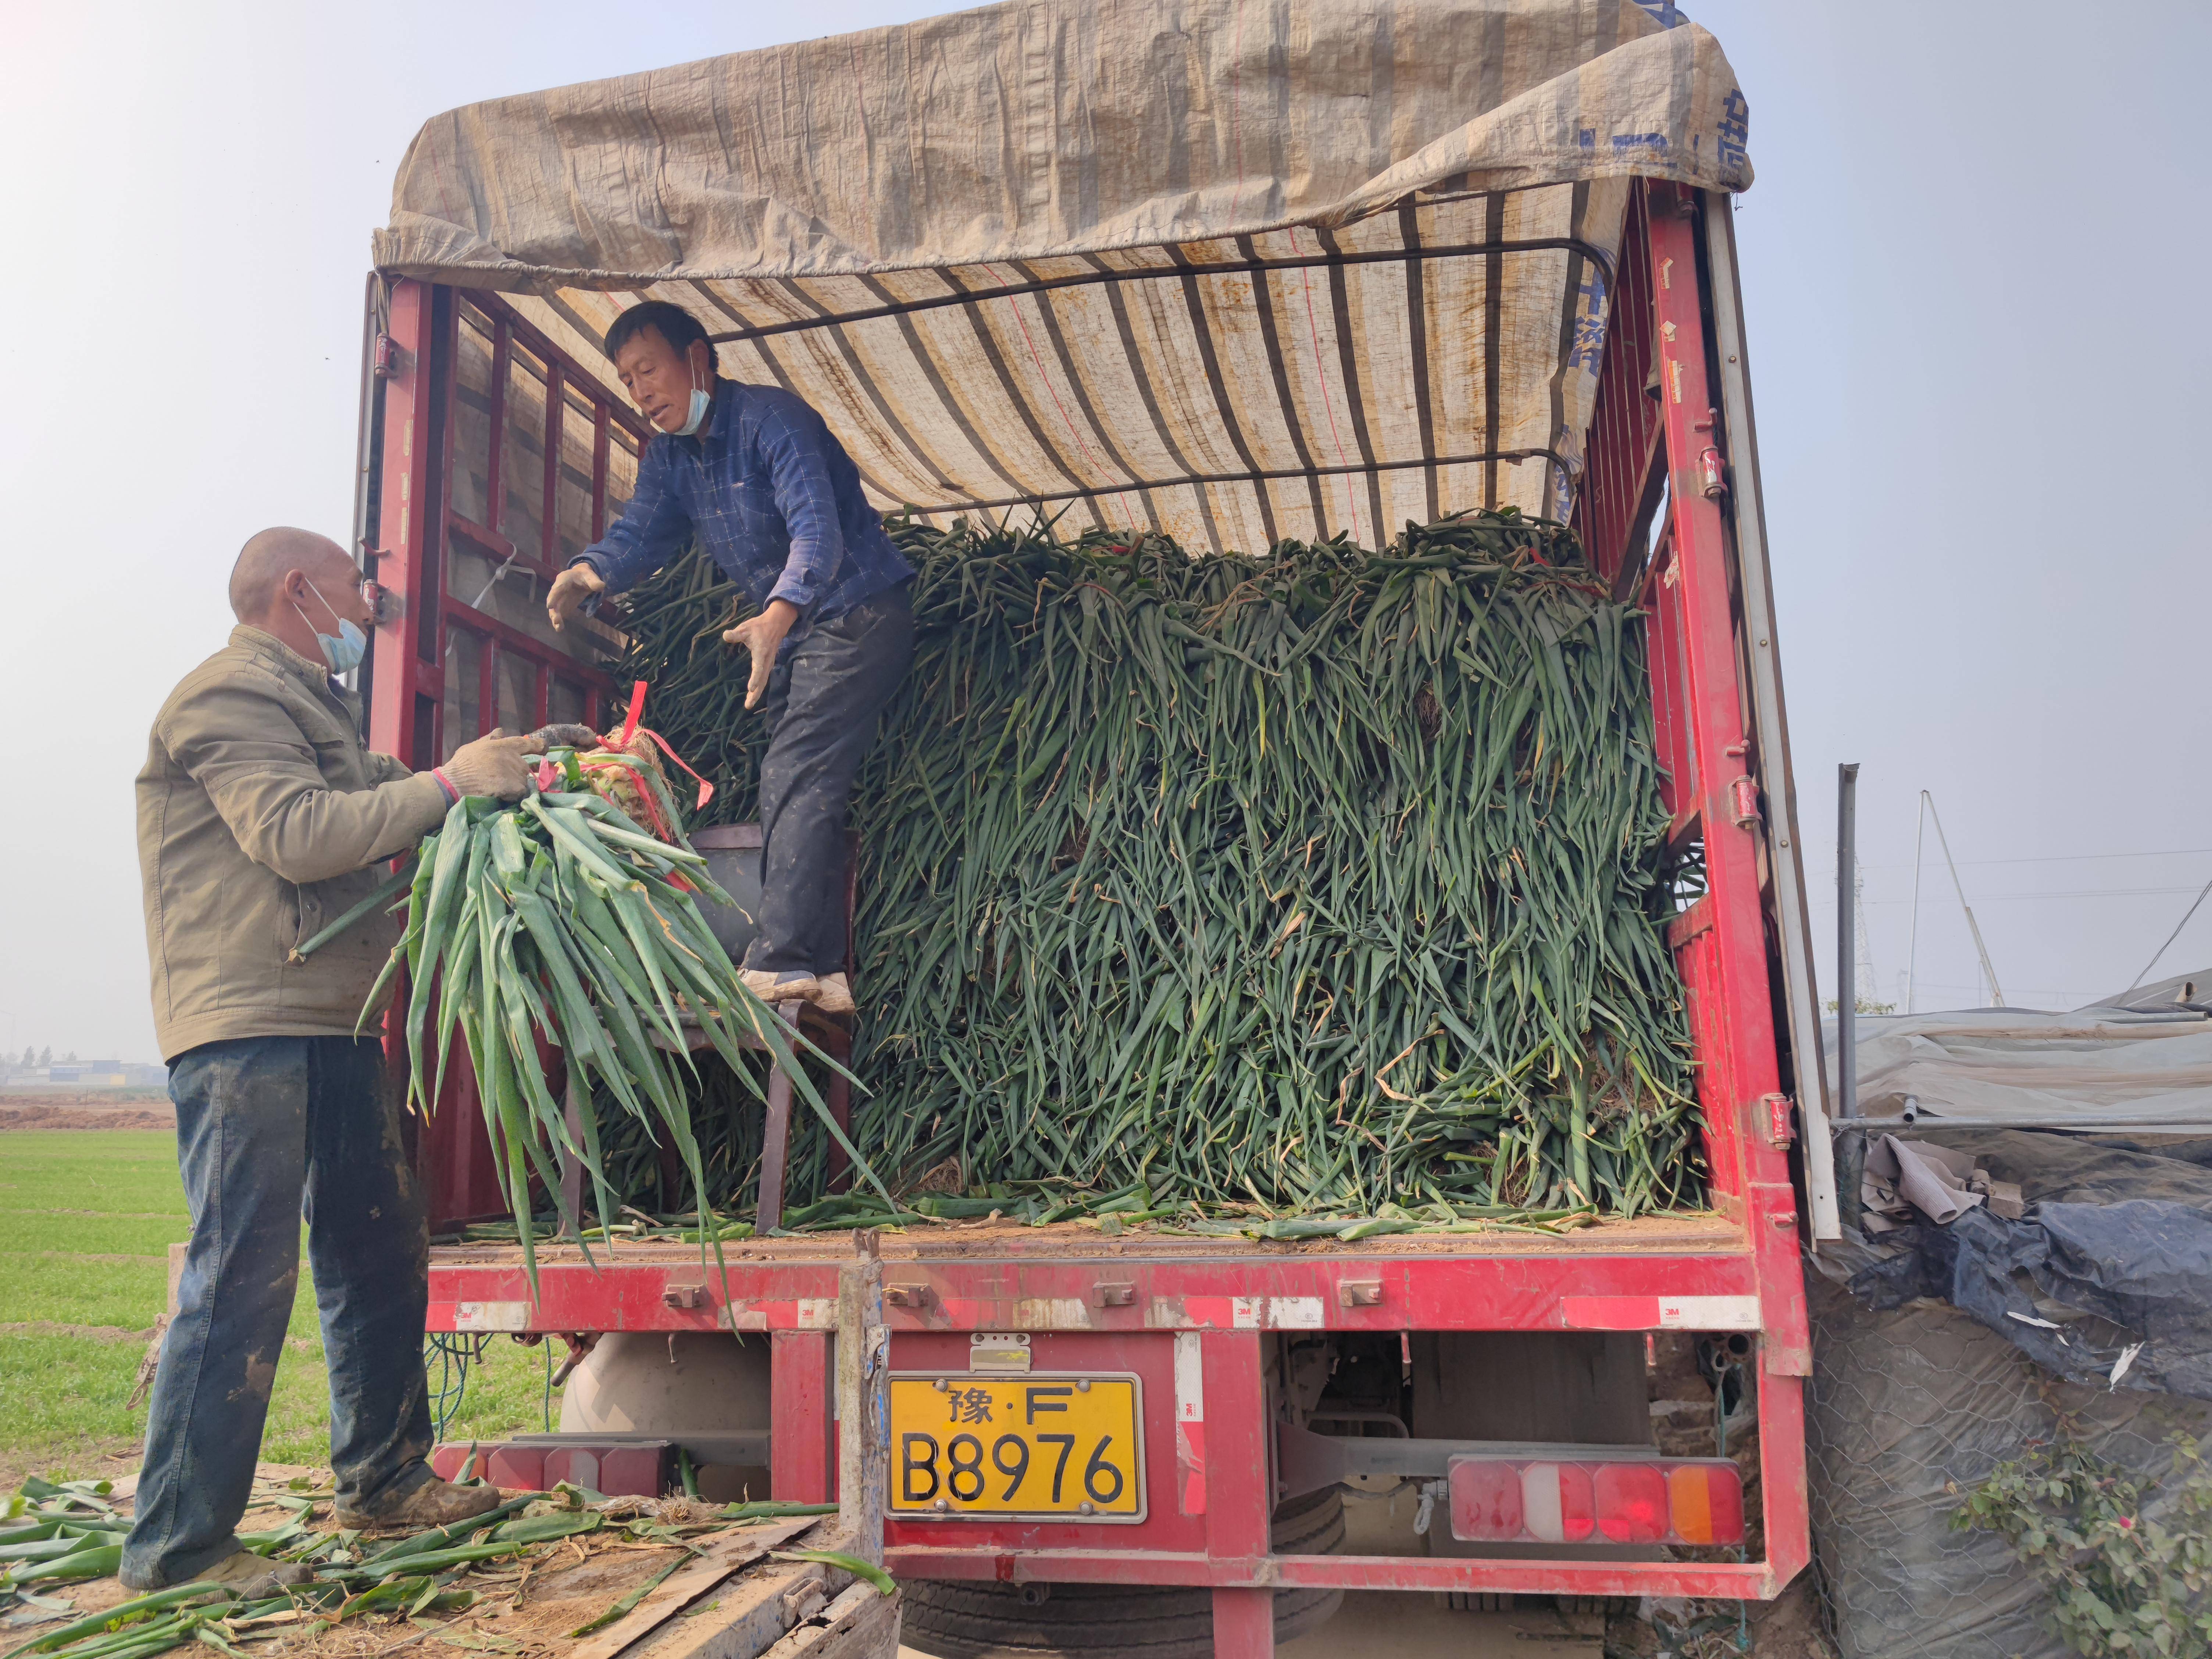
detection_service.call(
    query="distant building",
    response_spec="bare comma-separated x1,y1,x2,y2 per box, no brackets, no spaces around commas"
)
28,1060,168,1088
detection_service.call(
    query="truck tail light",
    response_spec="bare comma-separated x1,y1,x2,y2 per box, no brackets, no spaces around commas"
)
1519,1462,1594,1542
1450,1456,1744,1547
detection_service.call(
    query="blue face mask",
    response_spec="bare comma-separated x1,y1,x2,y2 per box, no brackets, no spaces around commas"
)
295,577,368,677
672,382,711,437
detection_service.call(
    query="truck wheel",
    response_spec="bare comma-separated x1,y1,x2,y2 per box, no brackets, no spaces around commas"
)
900,1489,1345,1658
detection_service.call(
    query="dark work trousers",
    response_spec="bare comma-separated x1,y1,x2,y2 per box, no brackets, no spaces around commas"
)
123,1036,433,1588
745,584,915,977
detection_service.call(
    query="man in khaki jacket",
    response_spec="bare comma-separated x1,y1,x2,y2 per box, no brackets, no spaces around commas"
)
126,527,589,1594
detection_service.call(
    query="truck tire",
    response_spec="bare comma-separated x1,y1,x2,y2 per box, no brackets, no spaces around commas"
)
900,1488,1345,1658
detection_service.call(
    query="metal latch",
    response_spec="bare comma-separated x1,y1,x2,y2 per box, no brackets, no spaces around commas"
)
371,333,406,381
1093,1282,1137,1308
885,1283,935,1310
661,1283,707,1310
1339,1280,1385,1309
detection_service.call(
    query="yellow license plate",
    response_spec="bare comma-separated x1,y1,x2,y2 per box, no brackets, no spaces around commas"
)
889,1373,1145,1522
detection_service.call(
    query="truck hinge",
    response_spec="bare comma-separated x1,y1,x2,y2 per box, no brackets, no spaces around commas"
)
1698,444,1727,499
1728,774,1760,829
1759,1093,1795,1150
371,333,406,381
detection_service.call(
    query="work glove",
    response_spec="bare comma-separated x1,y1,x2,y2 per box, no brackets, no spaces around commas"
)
546,563,606,631
528,723,602,751
433,729,535,802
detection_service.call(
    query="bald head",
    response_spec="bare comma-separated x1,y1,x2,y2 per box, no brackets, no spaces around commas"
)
230,528,354,623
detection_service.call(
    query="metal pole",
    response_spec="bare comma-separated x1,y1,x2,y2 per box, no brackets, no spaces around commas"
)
1838,764,1859,1118
1924,791,2005,1007
1905,792,1927,1015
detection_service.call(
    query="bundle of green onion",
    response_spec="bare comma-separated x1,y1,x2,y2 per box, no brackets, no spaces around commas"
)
614,509,1703,1222
360,745,881,1284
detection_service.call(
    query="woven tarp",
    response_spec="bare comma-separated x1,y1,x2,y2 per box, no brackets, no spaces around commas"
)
375,0,1752,550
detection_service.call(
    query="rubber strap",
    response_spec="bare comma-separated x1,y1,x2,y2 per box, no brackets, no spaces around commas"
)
637,727,716,811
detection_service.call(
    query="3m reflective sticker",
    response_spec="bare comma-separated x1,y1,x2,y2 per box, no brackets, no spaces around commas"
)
1013,1298,1092,1330
1146,1296,1324,1330
453,1302,531,1332
797,1298,838,1330
1561,1295,1761,1331
1175,1332,1205,1515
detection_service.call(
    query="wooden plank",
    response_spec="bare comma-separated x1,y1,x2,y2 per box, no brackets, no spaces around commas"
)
564,1516,820,1659
626,1560,832,1659
832,1238,887,1565
759,1583,901,1659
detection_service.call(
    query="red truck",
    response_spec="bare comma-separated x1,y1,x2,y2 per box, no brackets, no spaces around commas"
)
352,12,1834,1653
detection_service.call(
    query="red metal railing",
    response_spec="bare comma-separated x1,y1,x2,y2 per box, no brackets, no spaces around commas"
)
367,281,651,1227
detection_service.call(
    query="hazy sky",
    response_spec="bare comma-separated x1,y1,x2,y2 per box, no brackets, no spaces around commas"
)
3,1,2204,1063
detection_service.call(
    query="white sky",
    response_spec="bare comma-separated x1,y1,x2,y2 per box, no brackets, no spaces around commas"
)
2,0,2204,1063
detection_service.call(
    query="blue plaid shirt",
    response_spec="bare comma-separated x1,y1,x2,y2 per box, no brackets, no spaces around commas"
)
575,379,911,631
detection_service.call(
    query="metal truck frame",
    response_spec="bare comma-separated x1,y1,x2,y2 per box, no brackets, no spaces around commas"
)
357,176,1829,1658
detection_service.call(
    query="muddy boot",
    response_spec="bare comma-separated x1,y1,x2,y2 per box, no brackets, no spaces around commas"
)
193,1549,315,1599
741,968,821,1007
335,1474,502,1533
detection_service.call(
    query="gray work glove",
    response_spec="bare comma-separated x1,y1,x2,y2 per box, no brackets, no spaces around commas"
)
528,723,602,751
435,729,535,802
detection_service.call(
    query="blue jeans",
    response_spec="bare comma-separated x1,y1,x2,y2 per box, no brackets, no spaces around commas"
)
124,1036,434,1588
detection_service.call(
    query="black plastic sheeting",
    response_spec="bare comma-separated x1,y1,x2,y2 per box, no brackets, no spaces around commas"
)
1805,1269,2212,1659
1845,1130,2212,1399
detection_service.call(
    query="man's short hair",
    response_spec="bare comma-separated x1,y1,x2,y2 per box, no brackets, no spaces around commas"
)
229,528,350,621
604,301,711,366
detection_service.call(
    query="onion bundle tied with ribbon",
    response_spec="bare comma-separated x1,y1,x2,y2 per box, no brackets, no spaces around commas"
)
347,710,886,1289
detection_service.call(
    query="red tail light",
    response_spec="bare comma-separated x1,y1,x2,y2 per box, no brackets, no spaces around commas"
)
1449,1456,1744,1547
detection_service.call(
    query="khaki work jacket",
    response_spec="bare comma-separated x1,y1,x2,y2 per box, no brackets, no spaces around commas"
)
137,626,449,1060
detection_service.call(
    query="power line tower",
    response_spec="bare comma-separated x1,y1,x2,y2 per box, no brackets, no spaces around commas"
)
1853,867,1881,1012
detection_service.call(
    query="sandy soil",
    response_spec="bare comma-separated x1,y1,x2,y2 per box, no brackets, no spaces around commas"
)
0,1099,175,1131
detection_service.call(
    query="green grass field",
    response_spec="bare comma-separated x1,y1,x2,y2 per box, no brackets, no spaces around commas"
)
0,1131,551,1487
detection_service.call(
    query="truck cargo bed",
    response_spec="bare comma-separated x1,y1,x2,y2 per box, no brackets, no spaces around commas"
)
427,1209,1771,1349
432,1209,1742,1271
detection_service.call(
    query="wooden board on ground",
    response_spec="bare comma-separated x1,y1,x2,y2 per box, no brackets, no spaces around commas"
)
35,1466,896,1659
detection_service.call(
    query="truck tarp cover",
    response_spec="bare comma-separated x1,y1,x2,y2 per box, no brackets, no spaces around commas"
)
374,0,1752,549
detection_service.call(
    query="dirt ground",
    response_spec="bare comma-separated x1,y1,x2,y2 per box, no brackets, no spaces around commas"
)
0,1094,175,1131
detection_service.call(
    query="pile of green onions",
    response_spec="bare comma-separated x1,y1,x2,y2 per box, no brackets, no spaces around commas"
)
613,509,1703,1222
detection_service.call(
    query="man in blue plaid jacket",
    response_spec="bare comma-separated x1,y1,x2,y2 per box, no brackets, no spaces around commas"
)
549,302,914,1015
